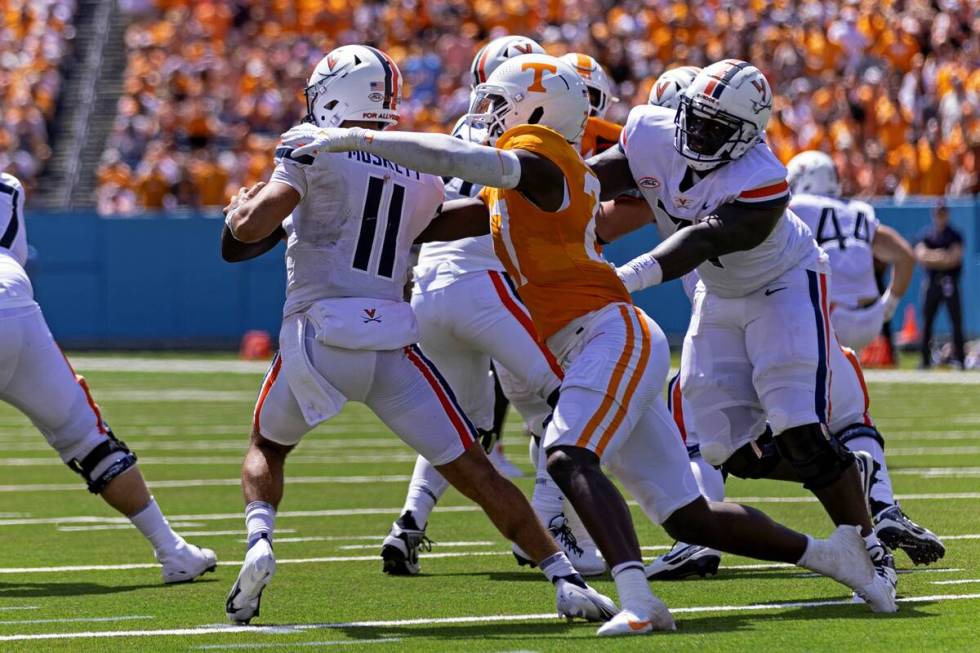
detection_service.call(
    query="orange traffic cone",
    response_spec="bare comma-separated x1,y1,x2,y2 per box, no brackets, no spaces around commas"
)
861,335,896,368
239,330,273,360
895,305,920,347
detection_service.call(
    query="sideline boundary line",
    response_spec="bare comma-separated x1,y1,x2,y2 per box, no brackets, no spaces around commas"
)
1,594,977,642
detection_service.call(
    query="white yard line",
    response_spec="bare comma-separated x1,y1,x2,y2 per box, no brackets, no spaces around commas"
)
3,497,980,530
338,541,493,550
0,475,412,493
1,594,978,642
0,453,421,467
70,357,269,374
931,579,980,585
0,607,37,612
195,639,403,650
0,551,511,575
0,615,151,626
863,370,980,384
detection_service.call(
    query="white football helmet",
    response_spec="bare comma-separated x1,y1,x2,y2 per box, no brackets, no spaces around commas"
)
559,53,617,120
787,150,841,197
305,45,402,129
465,54,590,144
470,36,545,88
648,66,700,110
675,59,773,171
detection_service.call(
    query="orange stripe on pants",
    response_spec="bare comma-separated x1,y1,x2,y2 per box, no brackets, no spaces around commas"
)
575,305,635,450
842,347,873,426
253,355,282,432
594,308,652,457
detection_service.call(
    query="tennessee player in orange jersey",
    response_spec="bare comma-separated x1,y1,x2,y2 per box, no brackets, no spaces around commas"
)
287,53,895,637
560,53,623,158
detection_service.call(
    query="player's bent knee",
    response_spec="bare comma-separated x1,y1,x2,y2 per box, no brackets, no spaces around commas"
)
722,428,782,480
67,428,138,494
545,445,599,485
775,423,853,491
836,423,885,448
662,496,713,544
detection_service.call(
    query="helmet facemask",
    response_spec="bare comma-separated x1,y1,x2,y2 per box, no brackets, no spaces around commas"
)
586,86,607,118
675,95,760,170
464,84,520,142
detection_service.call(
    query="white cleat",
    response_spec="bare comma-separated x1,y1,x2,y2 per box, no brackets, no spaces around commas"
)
513,514,606,576
225,536,276,624
801,525,897,613
596,604,676,636
555,578,617,622
158,540,217,584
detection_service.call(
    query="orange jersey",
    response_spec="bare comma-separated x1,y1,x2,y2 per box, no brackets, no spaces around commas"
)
483,124,632,341
579,116,623,158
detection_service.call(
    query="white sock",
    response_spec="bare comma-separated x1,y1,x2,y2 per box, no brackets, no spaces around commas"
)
690,455,726,502
847,436,895,511
401,456,449,528
611,562,654,613
245,501,276,548
130,497,181,554
864,532,882,549
531,439,564,522
540,551,580,584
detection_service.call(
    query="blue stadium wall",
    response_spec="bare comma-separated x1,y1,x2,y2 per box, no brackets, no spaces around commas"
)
24,199,978,349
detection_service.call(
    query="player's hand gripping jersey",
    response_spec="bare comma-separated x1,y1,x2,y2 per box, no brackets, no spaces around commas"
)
483,125,632,341
621,105,822,298
790,193,881,308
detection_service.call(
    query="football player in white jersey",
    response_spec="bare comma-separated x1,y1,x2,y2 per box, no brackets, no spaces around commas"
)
589,60,899,598
290,52,901,632
788,151,944,564
0,173,216,583
787,151,914,350
220,45,615,626
382,35,604,578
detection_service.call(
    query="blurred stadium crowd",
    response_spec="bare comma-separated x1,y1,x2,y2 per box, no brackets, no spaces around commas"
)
2,1,977,212
1,0,76,192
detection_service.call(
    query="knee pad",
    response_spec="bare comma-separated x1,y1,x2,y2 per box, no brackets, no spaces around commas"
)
836,423,885,449
67,428,138,494
722,427,782,479
775,424,853,491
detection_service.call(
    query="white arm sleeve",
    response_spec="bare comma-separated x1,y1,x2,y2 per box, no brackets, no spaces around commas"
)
270,158,308,200
354,129,522,189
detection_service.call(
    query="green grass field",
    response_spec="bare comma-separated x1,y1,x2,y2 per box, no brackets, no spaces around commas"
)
0,354,978,651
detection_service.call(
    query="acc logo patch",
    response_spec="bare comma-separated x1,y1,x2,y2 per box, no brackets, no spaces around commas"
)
368,92,385,103
638,176,660,189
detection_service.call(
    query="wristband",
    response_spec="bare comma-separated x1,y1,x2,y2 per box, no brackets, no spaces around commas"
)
616,253,663,293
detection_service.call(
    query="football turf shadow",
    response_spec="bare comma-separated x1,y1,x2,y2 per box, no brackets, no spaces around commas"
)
0,579,196,598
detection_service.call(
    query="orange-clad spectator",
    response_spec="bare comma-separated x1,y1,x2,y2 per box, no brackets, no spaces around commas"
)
88,0,976,212
136,165,172,210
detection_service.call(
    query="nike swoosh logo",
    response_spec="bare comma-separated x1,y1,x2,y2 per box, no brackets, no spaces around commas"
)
628,620,652,631
764,287,787,296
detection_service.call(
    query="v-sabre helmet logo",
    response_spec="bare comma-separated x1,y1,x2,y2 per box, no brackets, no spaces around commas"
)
362,308,382,324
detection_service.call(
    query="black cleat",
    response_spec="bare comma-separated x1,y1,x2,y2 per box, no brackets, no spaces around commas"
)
874,505,946,565
380,512,432,576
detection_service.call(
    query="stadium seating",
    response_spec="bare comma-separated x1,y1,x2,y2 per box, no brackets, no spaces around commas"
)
56,1,980,211
0,0,77,192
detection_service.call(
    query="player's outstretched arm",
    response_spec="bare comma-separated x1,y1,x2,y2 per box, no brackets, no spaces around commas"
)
872,224,915,319
586,146,638,201
415,198,493,244
616,199,785,292
595,196,654,244
287,126,522,190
